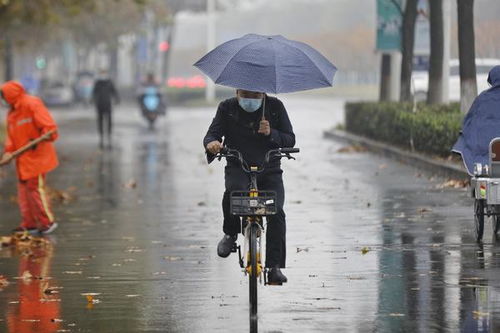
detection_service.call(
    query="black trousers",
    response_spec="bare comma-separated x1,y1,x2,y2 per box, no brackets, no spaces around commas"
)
223,166,286,268
96,107,112,142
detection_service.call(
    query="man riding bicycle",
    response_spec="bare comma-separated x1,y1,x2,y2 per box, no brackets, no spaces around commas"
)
203,89,295,284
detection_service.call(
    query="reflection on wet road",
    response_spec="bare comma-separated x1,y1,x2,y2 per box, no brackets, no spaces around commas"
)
0,98,496,332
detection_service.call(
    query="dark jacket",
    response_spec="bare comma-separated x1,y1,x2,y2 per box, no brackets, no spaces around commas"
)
92,79,119,111
203,95,295,168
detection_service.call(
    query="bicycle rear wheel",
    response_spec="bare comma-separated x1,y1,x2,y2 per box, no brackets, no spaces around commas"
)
249,222,259,318
493,216,500,235
475,199,485,242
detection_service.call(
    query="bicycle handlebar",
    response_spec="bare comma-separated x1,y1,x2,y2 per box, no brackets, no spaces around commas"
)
279,147,300,154
216,147,299,173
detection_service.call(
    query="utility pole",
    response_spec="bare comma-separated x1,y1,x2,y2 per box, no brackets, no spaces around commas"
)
205,0,216,103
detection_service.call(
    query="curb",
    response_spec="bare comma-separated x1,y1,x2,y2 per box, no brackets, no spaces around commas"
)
324,128,468,180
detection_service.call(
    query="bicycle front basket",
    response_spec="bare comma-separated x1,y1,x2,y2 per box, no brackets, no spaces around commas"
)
230,191,277,216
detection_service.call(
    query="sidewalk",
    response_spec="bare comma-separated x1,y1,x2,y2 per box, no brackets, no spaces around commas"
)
324,128,468,180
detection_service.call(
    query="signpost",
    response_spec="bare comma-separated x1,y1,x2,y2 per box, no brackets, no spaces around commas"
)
377,0,403,101
376,0,403,52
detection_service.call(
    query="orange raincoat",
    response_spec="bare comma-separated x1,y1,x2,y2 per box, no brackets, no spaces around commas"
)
1,81,59,180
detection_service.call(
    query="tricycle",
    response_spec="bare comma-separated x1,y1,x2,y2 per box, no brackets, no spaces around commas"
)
470,138,500,242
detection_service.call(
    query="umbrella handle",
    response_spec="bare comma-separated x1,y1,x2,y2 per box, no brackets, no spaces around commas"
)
261,95,266,121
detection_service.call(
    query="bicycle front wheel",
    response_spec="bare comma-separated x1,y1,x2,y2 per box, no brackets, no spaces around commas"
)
249,222,259,318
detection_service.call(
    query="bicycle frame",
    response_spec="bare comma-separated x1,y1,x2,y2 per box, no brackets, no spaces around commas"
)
241,169,265,280
214,146,299,318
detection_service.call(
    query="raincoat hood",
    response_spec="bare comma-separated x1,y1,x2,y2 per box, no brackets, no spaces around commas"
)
1,81,25,105
487,65,500,87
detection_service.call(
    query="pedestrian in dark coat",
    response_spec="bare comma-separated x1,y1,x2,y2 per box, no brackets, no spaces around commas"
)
92,70,119,149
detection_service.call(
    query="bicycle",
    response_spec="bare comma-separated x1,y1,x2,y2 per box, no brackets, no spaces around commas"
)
215,146,300,320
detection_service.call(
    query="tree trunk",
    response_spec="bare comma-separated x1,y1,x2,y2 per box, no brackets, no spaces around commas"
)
400,0,419,102
108,42,119,84
457,0,477,113
379,53,392,101
427,0,444,104
3,36,13,81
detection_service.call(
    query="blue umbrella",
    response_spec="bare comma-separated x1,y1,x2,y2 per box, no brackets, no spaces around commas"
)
194,34,337,94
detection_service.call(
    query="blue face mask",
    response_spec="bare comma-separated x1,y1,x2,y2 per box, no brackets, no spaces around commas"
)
238,97,262,113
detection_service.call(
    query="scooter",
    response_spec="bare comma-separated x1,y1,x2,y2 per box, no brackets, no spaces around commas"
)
139,86,166,129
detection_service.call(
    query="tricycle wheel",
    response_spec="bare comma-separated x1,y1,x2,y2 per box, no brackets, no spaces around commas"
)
474,199,485,242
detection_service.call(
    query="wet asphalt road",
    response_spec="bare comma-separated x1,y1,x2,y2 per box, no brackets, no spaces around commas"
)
0,97,496,332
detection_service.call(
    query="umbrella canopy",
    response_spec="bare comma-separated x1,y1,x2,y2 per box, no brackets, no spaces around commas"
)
194,34,337,94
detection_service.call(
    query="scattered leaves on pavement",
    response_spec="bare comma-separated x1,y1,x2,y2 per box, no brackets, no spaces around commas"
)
126,247,144,253
0,236,13,247
85,294,101,309
163,256,182,261
337,145,367,153
436,179,469,189
47,186,77,204
0,276,9,290
44,286,62,295
124,179,137,189
361,247,370,255
418,207,433,214
20,271,33,281
1,232,51,250
81,292,101,296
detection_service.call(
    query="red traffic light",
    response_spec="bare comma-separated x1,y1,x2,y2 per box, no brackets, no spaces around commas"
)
159,41,170,52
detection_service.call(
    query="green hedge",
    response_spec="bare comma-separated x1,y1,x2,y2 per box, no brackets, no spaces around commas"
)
345,102,463,157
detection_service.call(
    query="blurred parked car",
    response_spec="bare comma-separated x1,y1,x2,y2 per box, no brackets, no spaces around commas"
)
39,81,74,107
413,58,500,101
73,71,94,107
167,75,206,88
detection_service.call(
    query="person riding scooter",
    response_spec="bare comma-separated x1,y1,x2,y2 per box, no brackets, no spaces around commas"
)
137,73,166,129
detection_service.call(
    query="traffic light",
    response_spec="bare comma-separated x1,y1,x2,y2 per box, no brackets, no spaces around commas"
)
158,41,169,52
36,56,46,70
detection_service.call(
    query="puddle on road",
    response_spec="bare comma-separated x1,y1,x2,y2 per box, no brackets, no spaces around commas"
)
0,108,499,332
